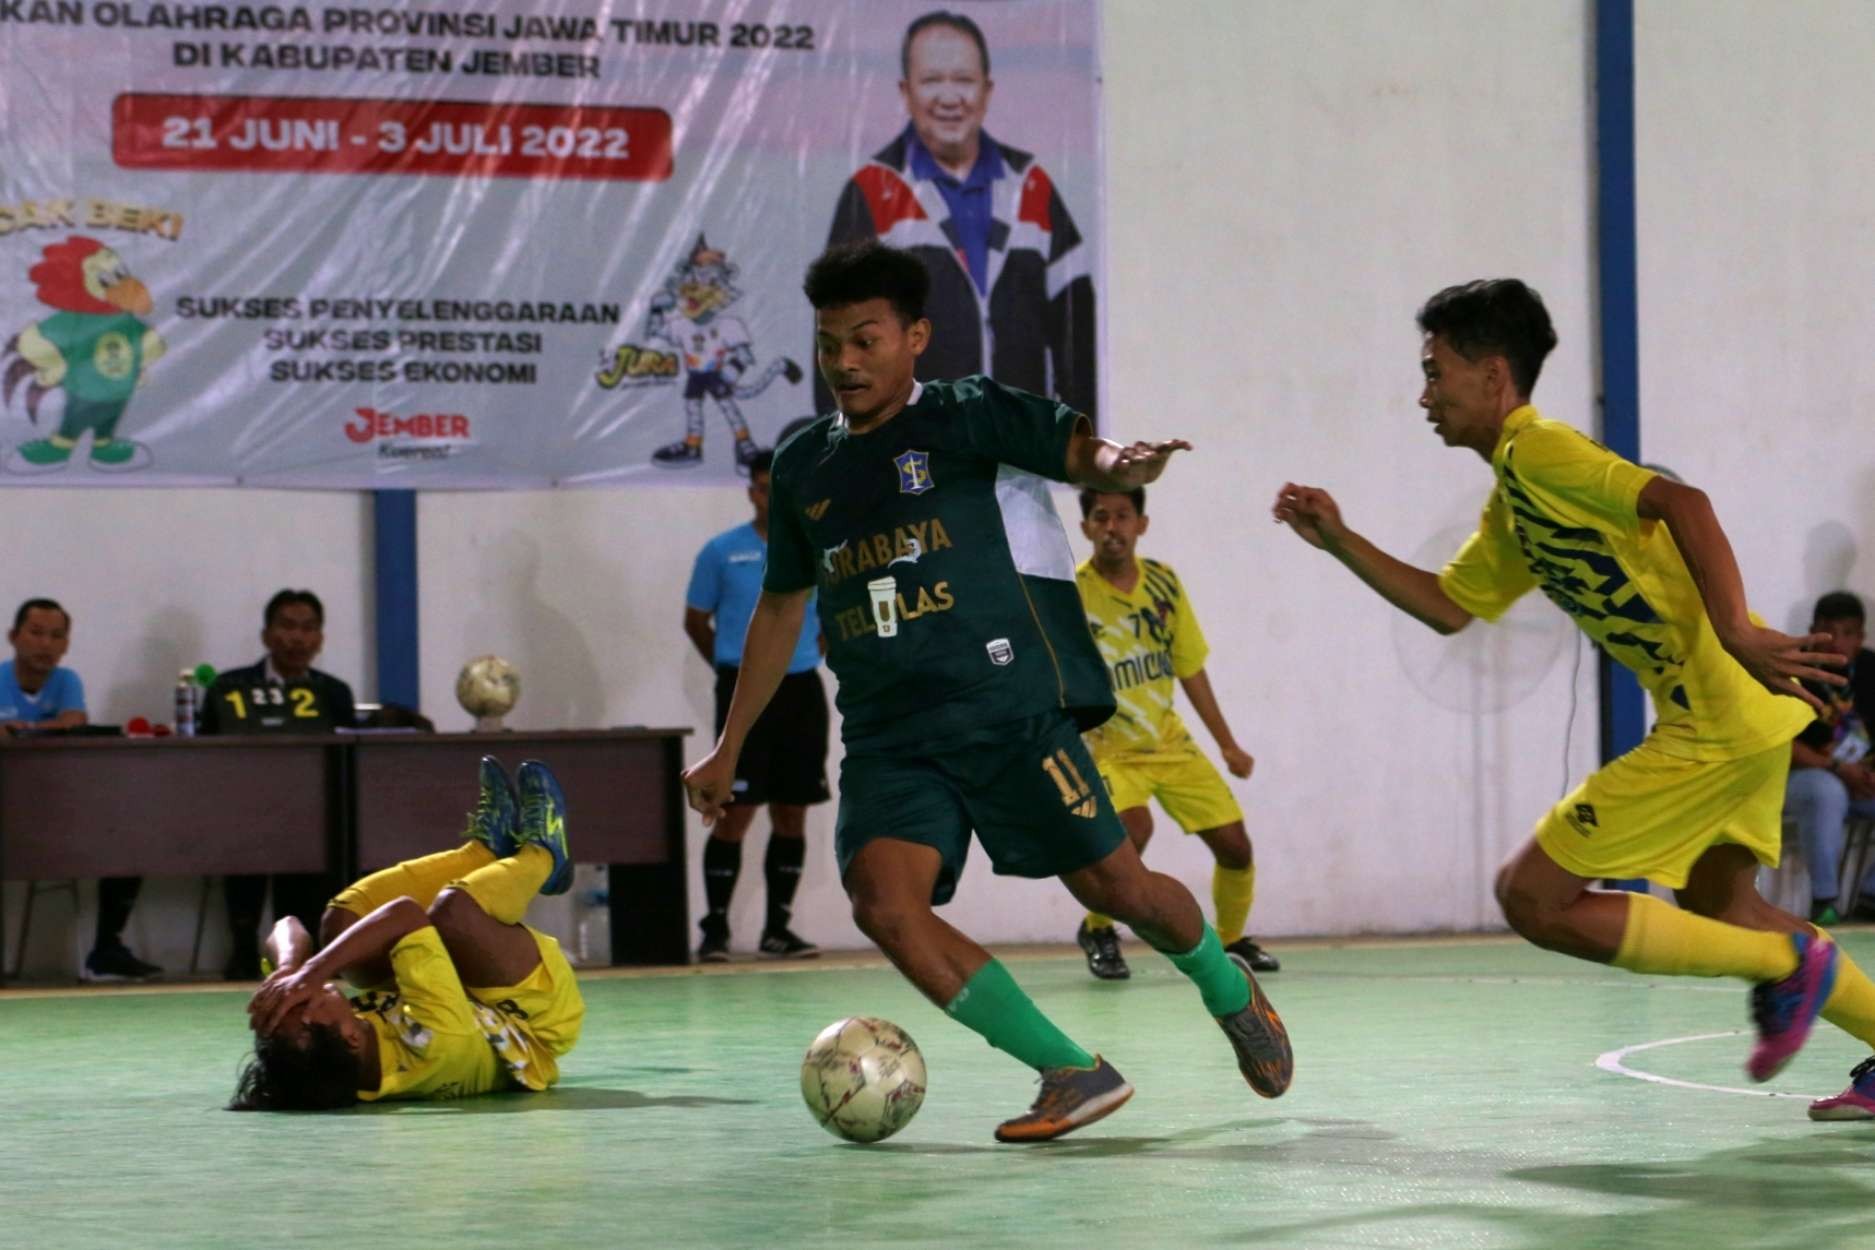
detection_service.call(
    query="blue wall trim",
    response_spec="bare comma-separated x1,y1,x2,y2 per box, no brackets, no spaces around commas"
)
373,489,420,710
1594,0,1647,765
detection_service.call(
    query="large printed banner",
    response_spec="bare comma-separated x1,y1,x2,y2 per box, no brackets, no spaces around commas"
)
0,0,1101,487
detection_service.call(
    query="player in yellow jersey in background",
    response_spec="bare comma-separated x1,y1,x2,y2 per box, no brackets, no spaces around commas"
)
1074,487,1275,980
230,756,584,1110
1274,279,1875,1114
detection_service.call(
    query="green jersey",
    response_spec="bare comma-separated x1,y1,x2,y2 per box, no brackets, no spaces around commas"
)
765,376,1113,749
37,310,147,406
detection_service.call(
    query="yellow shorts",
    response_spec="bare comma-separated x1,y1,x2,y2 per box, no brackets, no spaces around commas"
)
1535,738,1791,888
469,926,585,1091
1097,746,1243,834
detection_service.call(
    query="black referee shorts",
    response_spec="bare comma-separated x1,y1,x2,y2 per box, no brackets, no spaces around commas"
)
714,665,831,807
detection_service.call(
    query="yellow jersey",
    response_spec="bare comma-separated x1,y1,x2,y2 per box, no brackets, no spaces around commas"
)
1437,405,1811,762
354,928,545,1102
1077,557,1210,760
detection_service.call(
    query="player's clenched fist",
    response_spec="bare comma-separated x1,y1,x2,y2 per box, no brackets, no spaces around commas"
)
682,750,736,825
1271,483,1349,551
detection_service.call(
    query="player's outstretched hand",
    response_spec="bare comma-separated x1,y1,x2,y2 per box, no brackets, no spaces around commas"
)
1272,483,1349,551
681,748,737,826
1110,439,1192,487
1719,624,1847,713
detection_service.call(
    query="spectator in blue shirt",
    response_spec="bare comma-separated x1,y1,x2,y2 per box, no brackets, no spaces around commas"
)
1,598,86,732
2,597,160,982
684,447,829,962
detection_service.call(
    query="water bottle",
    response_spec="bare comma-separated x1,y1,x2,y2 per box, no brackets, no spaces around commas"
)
173,669,198,737
574,865,611,966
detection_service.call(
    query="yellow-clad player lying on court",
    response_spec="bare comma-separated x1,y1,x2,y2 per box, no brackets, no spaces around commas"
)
1275,278,1875,1118
229,757,584,1110
1074,486,1276,980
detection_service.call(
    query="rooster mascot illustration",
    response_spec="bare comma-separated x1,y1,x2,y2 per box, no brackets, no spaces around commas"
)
3,236,164,473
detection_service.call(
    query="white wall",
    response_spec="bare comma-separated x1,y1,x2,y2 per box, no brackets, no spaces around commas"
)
57,0,1875,972
1636,1,1875,629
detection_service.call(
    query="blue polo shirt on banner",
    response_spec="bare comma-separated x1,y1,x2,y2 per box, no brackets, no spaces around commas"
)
686,522,821,672
0,660,85,724
905,127,1006,295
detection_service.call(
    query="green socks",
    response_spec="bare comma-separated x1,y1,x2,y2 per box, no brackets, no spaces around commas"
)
942,929,1247,1074
945,958,1096,1072
1164,923,1252,1017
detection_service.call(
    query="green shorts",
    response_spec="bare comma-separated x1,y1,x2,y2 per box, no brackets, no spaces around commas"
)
835,712,1128,905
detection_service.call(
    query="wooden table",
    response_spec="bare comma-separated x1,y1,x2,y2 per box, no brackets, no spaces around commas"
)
0,727,691,978
349,728,692,964
0,734,343,980
0,734,342,879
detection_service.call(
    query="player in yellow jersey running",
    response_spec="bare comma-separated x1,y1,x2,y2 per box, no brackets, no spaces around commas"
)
1074,486,1275,980
1274,279,1875,1110
230,756,584,1110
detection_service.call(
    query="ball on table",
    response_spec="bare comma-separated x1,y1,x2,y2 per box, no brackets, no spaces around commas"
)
455,655,520,721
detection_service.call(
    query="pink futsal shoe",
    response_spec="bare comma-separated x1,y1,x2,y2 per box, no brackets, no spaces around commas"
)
1809,1056,1875,1121
1746,932,1840,1083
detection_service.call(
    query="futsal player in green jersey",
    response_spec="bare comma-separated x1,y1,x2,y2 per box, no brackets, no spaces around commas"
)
1274,279,1875,1108
1074,487,1276,980
683,241,1293,1142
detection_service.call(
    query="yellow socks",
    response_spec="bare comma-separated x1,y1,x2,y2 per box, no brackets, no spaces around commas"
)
1212,864,1256,946
331,842,495,916
455,845,554,925
1084,911,1115,931
1611,892,1799,980
1814,929,1875,1049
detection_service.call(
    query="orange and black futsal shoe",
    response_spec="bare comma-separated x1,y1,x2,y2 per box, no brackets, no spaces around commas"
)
1218,968,1293,1098
994,1057,1134,1143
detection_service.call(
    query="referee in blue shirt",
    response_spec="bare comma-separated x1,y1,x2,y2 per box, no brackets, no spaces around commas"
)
684,446,829,961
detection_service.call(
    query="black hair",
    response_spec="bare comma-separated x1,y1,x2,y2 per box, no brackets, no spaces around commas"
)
1814,590,1866,625
264,589,325,629
804,241,929,325
902,10,990,78
748,449,776,477
1078,486,1146,519
12,598,68,632
1416,279,1558,396
228,1025,359,1112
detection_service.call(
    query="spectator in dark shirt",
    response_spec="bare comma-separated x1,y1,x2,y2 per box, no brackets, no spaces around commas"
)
1785,590,1875,923
201,589,356,979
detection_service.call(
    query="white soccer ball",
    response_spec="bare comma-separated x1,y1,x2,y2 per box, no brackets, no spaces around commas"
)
455,655,520,720
800,1016,927,1143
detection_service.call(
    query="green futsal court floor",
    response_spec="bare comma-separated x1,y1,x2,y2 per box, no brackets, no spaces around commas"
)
6,933,1874,1249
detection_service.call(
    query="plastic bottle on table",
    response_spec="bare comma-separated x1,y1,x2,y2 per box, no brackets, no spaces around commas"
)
574,864,611,965
173,669,198,737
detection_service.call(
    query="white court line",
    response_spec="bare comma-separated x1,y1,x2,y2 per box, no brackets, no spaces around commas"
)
1595,1030,1826,1100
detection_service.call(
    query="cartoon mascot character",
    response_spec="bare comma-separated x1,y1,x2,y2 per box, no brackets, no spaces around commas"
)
645,234,802,474
3,236,164,473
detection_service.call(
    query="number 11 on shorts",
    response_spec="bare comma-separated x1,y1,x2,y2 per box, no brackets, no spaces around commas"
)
1042,750,1098,818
